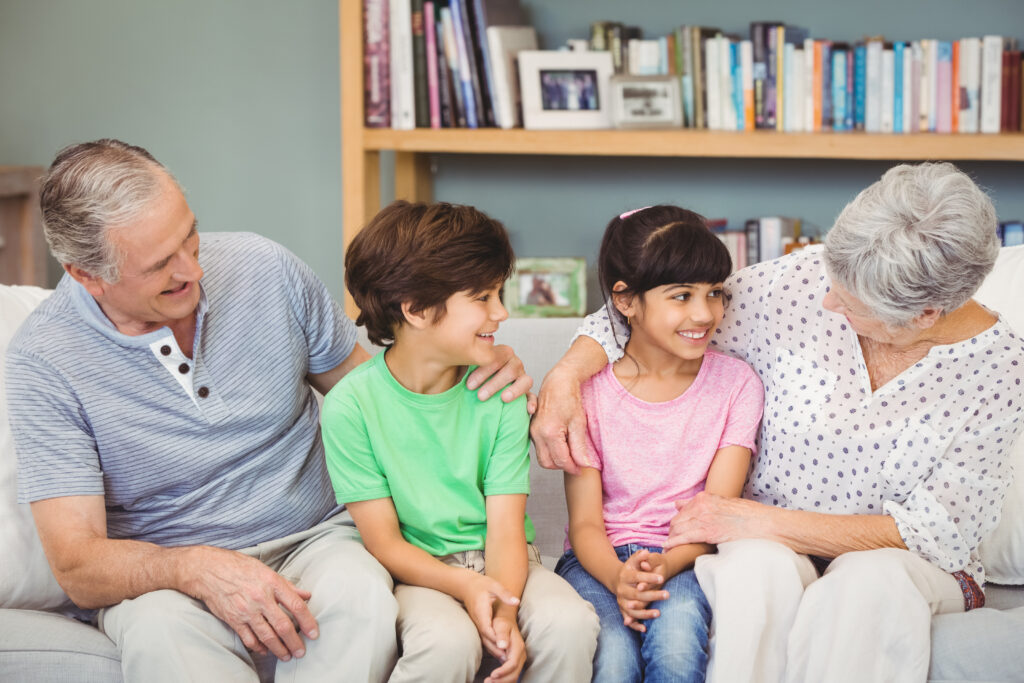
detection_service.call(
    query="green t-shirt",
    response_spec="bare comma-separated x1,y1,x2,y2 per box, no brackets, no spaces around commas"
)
322,352,535,556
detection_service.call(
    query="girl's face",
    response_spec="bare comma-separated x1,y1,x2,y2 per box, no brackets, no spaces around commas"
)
621,282,725,363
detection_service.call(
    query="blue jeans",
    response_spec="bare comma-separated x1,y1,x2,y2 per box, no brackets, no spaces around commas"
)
556,545,710,683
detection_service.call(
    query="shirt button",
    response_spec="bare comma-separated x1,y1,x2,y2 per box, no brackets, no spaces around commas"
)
178,363,190,374
160,345,171,356
197,386,210,398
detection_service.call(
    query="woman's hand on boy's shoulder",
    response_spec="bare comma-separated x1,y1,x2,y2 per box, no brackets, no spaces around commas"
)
465,344,535,409
482,615,526,683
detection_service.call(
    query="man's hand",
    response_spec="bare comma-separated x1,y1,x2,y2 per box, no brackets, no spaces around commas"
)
482,615,526,683
458,572,521,646
466,344,534,409
181,546,318,661
613,549,668,632
530,365,590,474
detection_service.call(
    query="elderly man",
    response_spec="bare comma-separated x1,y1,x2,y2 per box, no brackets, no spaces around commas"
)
6,139,532,682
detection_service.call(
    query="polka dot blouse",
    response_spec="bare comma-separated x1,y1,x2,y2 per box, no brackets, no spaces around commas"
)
577,245,1024,583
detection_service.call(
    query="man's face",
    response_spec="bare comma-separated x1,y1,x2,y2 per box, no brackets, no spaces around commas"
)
84,173,203,335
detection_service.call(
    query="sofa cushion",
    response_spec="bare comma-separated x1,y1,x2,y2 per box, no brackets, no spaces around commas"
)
0,285,69,610
974,245,1024,584
928,606,1024,683
0,608,120,682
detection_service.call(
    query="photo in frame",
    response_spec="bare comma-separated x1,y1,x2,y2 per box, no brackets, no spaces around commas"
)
516,50,614,129
504,258,587,317
609,74,684,129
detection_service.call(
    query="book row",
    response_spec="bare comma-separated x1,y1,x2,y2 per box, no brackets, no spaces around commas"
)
719,218,1023,272
605,23,1023,134
364,2,1024,133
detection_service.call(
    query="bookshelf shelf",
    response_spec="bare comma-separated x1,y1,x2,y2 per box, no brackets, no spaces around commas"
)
362,128,1024,161
339,0,1023,314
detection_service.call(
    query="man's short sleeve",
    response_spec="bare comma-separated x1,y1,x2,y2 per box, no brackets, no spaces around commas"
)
274,242,357,374
7,351,105,502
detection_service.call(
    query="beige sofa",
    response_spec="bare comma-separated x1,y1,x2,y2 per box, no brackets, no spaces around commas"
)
3,246,1024,681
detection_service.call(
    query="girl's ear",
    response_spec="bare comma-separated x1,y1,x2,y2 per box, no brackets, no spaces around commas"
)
611,281,637,319
400,301,432,330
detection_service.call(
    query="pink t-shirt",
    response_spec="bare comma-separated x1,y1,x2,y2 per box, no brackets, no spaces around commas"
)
576,349,764,549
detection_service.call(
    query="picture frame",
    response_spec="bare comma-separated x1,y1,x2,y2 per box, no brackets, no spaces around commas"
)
609,74,684,129
504,257,587,318
516,50,614,130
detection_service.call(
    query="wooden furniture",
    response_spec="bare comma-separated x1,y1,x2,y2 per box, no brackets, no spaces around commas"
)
0,167,47,287
339,0,1024,315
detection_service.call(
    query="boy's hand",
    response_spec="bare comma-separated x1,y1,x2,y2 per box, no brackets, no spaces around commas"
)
638,551,671,590
614,549,668,632
460,573,521,644
482,616,526,683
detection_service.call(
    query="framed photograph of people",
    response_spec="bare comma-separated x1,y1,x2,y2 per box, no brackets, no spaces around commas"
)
517,50,614,130
504,257,587,317
609,75,684,129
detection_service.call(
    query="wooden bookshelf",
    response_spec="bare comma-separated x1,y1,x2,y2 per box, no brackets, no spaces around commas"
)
339,0,1024,315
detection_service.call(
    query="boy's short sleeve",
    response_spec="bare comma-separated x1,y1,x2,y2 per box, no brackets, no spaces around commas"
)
482,395,531,496
321,391,391,504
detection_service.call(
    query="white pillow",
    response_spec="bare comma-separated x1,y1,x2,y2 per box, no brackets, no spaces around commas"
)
0,284,70,609
975,245,1024,584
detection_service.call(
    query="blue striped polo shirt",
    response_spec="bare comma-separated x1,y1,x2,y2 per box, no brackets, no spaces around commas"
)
6,232,355,549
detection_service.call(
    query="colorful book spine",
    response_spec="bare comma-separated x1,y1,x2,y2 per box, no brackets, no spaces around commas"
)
741,40,755,130
980,35,1003,133
411,0,430,127
845,44,855,130
440,8,467,127
434,14,454,127
880,45,894,133
424,2,441,128
765,26,779,129
775,25,785,131
389,0,416,129
678,26,695,127
448,0,479,128
893,42,904,133
832,48,848,131
854,43,867,130
820,41,833,129
951,40,960,131
936,41,953,133
733,41,746,130
363,0,391,127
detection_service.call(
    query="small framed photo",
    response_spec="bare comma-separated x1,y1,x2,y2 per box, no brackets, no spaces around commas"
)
517,50,614,130
504,258,587,318
609,75,684,129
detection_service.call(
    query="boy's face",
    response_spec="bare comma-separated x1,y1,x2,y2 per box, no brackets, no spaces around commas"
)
428,283,509,367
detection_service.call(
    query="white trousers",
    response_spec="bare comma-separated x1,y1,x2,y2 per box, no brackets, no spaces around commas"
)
99,511,399,683
694,539,965,683
388,545,599,683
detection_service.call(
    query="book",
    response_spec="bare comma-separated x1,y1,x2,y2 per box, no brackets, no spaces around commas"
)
880,44,894,133
470,0,526,127
1009,51,1022,131
832,46,848,131
750,21,782,128
893,42,905,133
363,0,391,127
807,38,819,131
854,42,866,130
486,25,537,128
741,40,755,130
765,25,780,128
820,41,832,129
389,0,416,129
411,0,430,127
952,40,960,131
936,41,953,133
981,35,1004,133
424,1,441,128
440,7,468,127
959,38,981,133
449,0,481,128
901,42,913,133
705,35,722,130
744,219,761,265
692,26,721,129
1002,221,1024,246
732,40,746,130
865,40,882,132
434,13,455,127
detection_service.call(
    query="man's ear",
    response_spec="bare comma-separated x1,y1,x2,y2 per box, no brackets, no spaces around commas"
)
400,300,432,330
611,281,636,319
64,264,108,298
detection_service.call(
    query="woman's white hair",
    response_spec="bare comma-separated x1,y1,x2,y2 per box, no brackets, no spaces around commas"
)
824,162,999,328
40,139,178,283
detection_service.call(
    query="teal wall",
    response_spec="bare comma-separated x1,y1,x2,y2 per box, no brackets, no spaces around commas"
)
2,0,1022,307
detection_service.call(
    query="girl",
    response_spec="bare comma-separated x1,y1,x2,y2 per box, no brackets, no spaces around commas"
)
555,205,764,683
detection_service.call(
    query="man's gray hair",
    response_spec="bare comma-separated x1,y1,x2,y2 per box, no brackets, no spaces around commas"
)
824,162,1000,328
40,139,177,282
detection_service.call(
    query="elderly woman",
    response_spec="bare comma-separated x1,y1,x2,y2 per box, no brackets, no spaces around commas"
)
532,163,1024,682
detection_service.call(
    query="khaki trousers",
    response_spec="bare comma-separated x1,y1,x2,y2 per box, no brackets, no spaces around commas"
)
388,545,599,683
695,539,965,683
99,511,399,683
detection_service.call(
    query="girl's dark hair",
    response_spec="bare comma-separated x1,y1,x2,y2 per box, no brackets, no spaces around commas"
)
597,205,732,306
345,200,515,346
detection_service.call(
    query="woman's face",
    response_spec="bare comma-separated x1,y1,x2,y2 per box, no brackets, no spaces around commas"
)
822,279,918,346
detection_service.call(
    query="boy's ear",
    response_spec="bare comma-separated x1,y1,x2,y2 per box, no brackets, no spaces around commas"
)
611,281,636,319
400,300,432,330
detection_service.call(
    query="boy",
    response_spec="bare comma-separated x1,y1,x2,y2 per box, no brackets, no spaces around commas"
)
322,201,598,683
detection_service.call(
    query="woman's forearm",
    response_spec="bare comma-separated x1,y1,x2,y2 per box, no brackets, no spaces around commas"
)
766,507,906,558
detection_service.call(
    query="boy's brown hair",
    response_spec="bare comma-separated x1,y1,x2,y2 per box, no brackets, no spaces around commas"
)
345,200,515,346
